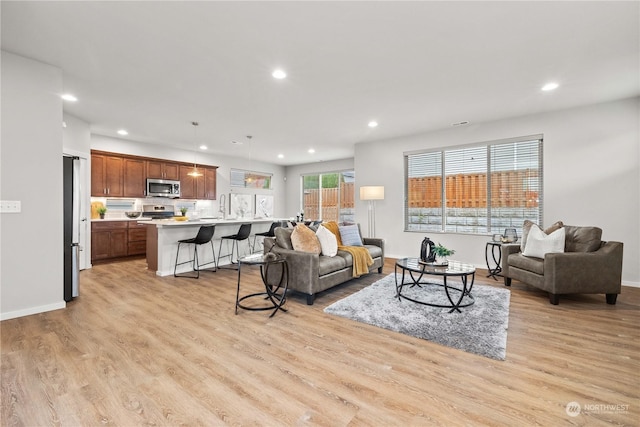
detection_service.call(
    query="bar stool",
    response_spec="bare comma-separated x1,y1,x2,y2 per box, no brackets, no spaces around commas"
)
251,221,279,253
174,225,217,278
217,223,252,268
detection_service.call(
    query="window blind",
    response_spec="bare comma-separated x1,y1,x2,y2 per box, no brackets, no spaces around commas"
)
404,135,543,235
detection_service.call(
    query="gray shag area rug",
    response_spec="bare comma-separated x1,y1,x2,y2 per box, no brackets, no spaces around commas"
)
324,273,510,360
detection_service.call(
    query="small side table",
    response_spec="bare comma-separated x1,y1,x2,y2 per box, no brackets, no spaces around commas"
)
236,254,289,317
485,242,503,280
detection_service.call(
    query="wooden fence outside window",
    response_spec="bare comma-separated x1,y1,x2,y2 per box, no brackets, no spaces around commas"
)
303,182,355,221
407,170,539,209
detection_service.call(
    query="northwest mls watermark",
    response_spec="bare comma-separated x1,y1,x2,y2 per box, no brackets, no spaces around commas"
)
566,401,630,417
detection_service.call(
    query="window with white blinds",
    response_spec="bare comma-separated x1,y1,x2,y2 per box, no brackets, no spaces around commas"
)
404,135,543,235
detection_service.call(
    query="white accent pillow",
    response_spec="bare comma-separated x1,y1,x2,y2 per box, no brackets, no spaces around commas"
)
522,225,566,258
316,225,338,257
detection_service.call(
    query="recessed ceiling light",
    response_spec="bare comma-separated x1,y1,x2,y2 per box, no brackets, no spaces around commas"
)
199,145,208,150
117,129,128,136
368,121,378,128
61,94,77,102
277,154,284,159
272,69,287,79
308,148,315,154
541,82,559,91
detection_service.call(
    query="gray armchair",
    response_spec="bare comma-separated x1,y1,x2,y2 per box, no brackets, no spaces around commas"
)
502,225,623,305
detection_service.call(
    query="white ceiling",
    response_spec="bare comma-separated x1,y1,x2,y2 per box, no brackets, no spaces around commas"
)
2,1,638,165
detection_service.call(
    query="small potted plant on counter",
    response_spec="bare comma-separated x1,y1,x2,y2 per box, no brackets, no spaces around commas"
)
97,206,107,219
180,207,188,216
433,243,455,266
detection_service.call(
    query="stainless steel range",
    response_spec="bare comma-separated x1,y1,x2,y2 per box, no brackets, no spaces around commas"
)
142,205,175,219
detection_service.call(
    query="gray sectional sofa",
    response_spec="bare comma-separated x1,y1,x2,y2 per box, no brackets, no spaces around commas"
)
263,225,384,305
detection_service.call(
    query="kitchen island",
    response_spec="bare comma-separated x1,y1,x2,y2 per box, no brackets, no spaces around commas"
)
142,218,283,276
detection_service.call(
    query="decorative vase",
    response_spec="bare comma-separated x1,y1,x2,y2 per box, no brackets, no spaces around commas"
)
436,256,448,266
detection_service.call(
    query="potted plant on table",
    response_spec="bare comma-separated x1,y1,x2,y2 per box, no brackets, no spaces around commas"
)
97,206,107,219
433,243,455,266
180,207,188,216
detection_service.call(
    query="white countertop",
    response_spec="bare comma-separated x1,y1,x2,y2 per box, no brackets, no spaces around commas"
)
145,217,284,227
91,217,150,222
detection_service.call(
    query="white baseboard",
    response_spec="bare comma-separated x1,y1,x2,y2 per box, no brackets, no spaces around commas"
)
0,301,66,321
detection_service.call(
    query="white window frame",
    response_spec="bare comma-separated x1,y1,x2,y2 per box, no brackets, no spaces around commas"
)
404,134,543,236
300,170,355,222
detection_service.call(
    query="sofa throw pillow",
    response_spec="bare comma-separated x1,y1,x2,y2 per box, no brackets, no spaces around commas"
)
274,227,294,250
521,220,564,251
323,221,343,246
316,225,338,257
564,225,602,252
339,224,363,247
291,224,322,254
522,225,566,259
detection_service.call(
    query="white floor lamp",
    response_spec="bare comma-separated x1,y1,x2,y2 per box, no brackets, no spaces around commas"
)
360,186,384,237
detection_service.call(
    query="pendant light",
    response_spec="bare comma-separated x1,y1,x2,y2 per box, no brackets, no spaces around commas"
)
188,121,203,177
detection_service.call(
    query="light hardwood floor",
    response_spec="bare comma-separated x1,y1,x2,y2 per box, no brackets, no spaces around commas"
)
2,257,638,426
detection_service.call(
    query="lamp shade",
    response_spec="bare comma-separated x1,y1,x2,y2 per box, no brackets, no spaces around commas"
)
360,186,385,201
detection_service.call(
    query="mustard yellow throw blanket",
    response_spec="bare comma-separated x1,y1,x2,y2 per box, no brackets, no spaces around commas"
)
323,221,373,277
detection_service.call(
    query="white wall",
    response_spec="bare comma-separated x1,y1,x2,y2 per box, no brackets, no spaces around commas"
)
283,158,355,218
354,97,640,285
63,113,91,154
91,135,287,218
1,51,65,320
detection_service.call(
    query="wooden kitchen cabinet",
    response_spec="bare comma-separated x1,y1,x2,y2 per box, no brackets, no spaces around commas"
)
91,153,124,197
91,150,217,201
179,165,197,199
123,157,146,197
202,166,217,200
178,165,217,200
91,229,111,260
127,221,147,255
91,221,128,262
146,160,179,180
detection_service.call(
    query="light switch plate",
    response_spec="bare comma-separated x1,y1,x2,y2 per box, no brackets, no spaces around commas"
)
0,200,21,213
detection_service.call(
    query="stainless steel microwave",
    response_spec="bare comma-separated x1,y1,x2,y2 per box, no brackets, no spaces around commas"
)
146,179,181,198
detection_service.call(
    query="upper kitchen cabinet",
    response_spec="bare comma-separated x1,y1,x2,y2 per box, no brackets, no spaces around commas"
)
91,150,217,200
146,160,179,180
179,165,197,199
91,153,123,197
123,157,146,197
202,166,217,200
179,165,217,200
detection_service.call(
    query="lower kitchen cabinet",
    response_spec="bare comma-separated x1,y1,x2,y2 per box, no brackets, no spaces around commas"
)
91,221,146,263
127,221,147,255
